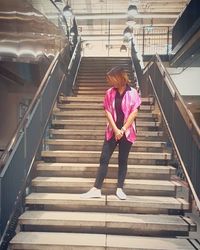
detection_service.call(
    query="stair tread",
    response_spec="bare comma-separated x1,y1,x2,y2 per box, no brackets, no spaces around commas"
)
45,139,166,149
10,232,196,249
52,119,159,126
53,110,155,116
62,96,153,102
19,210,189,228
41,150,171,160
49,129,163,136
25,193,189,210
37,162,175,173
58,104,153,111
32,176,178,186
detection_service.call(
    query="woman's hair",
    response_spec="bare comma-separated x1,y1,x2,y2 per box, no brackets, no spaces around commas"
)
106,66,131,87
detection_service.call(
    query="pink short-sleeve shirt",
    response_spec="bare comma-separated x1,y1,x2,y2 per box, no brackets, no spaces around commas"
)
103,86,141,143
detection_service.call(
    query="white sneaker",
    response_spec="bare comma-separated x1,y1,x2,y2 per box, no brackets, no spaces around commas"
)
116,188,127,200
80,187,101,199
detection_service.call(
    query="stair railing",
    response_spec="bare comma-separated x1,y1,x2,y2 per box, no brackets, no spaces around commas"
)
130,40,143,91
143,54,200,213
0,38,81,248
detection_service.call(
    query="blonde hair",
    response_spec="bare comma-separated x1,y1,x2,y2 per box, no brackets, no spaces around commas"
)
106,66,130,88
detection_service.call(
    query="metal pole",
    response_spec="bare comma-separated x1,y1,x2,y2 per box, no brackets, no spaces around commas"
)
108,19,110,56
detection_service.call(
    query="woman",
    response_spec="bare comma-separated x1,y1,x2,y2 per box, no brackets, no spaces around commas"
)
81,66,141,200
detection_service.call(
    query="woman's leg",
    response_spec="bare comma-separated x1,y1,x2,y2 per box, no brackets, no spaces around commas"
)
94,137,117,189
117,136,132,188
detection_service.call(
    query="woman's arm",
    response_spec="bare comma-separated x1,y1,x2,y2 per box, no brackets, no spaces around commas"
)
121,109,138,132
105,110,123,140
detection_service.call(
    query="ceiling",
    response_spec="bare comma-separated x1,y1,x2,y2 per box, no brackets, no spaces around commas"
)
70,0,189,37
29,0,190,47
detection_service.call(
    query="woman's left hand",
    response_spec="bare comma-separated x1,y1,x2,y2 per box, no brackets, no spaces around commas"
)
115,129,124,141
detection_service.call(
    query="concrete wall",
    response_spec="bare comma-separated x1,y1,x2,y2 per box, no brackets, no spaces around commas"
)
166,67,200,96
0,81,36,149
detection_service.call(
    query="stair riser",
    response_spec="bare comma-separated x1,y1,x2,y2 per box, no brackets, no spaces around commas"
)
21,224,189,237
52,124,159,131
73,91,107,95
49,130,162,136
26,203,183,215
54,117,157,123
32,186,175,197
42,150,171,160
74,86,108,90
50,134,163,141
36,169,171,180
76,81,106,85
42,157,169,166
46,144,164,153
53,114,156,121
58,106,153,111
61,97,154,103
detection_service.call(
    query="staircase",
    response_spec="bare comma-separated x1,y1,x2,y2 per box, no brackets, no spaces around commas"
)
10,57,197,249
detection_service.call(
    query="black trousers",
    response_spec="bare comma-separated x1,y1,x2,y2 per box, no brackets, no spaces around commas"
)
94,135,132,189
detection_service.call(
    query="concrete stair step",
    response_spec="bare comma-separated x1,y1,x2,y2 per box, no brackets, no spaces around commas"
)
75,86,108,90
49,129,164,141
53,111,157,121
79,64,130,68
76,80,106,83
57,104,154,111
74,90,107,95
52,119,160,128
45,139,166,152
49,129,162,135
25,193,190,213
77,73,110,76
10,232,197,250
31,177,179,196
60,96,154,104
41,150,171,164
19,211,195,236
36,162,175,180
75,82,132,87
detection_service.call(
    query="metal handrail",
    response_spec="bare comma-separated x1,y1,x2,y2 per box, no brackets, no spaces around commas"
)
68,36,81,73
144,55,200,212
155,54,200,143
0,53,59,170
0,40,82,248
148,75,200,213
144,54,200,146
49,0,70,38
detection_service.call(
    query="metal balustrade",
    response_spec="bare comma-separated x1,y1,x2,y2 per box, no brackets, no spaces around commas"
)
0,39,81,247
141,54,200,212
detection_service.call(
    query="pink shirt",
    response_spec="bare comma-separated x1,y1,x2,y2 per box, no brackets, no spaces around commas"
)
103,86,142,143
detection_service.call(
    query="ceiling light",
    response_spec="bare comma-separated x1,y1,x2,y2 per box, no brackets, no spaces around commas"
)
120,44,127,52
123,26,133,35
63,2,73,18
128,5,138,17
